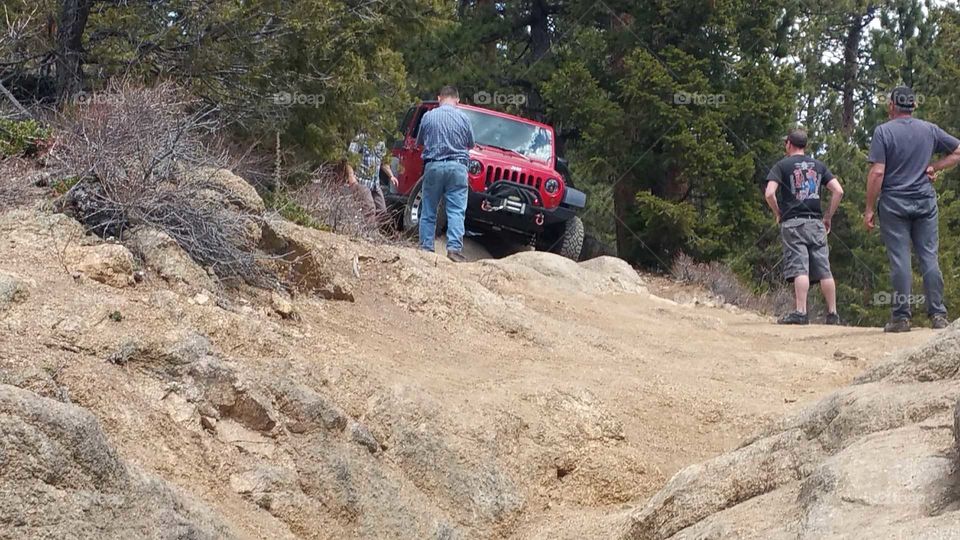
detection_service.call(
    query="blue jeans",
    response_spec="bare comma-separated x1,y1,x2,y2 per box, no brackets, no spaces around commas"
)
419,161,468,253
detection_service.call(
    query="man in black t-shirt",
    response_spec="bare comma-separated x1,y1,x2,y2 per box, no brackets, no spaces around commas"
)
764,129,845,325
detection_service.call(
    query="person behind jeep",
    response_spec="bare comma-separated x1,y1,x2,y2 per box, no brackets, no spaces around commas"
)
764,129,845,325
415,85,475,262
864,86,960,332
347,134,398,220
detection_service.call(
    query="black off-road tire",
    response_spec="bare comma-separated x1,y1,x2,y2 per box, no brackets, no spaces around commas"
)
552,216,584,261
402,179,446,237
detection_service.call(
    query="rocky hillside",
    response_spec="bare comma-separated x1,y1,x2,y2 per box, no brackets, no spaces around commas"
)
617,324,960,539
0,170,949,539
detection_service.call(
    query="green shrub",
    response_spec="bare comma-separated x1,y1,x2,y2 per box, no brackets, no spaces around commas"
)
0,119,50,157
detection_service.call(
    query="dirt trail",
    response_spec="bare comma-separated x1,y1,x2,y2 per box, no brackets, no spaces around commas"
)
0,207,933,539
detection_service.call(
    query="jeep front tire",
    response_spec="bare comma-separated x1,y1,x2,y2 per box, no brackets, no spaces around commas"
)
552,216,584,261
402,179,446,235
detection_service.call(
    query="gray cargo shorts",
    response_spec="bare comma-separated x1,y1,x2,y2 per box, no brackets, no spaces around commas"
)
780,217,832,284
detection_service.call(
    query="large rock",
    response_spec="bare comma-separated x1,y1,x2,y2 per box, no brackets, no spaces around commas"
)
72,243,136,288
126,227,215,289
0,383,234,539
955,398,960,450
260,218,356,300
189,167,265,215
619,326,960,540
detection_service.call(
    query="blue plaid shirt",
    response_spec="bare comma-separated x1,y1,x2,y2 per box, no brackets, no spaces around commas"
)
349,136,386,190
416,103,475,164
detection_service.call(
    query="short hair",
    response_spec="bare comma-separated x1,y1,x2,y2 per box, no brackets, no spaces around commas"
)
890,86,916,113
786,128,808,149
439,85,459,99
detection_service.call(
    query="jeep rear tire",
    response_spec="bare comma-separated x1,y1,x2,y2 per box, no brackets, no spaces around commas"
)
402,179,446,236
552,216,584,261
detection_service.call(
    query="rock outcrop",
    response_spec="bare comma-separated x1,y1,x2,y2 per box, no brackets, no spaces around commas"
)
0,383,234,539
621,324,960,540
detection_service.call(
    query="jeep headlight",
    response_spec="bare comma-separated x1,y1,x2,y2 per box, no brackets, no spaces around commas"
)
468,159,483,175
544,178,561,194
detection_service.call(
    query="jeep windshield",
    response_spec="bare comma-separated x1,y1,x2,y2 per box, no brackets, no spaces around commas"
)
461,109,553,163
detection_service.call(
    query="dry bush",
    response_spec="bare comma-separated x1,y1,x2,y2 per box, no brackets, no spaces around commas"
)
0,157,39,211
273,160,407,244
672,252,793,315
49,83,276,286
287,167,379,238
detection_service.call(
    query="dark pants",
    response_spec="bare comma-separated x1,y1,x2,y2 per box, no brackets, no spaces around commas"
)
878,195,946,319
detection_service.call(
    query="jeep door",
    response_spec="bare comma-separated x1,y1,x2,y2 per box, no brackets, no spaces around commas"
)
392,103,435,195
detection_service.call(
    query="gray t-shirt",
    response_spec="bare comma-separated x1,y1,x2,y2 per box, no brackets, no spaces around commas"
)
867,118,960,199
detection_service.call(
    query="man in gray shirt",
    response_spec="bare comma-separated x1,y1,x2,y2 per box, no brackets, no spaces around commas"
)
865,86,960,332
415,85,475,262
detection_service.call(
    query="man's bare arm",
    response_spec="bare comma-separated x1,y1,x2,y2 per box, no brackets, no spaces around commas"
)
823,178,844,233
764,181,781,223
928,144,960,179
864,163,885,231
380,161,398,186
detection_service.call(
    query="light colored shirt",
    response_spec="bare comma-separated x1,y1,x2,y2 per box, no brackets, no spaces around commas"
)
349,136,386,190
416,103,475,164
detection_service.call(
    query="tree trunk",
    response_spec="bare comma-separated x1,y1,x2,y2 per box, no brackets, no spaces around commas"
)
841,6,876,137
525,0,551,120
55,0,93,102
613,179,638,258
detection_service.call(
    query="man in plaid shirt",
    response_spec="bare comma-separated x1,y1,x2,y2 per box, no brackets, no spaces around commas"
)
346,135,398,221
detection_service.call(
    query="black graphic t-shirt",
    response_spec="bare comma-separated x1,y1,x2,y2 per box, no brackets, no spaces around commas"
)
765,155,835,221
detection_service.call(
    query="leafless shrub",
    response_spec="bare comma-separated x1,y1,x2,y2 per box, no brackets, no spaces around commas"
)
0,157,41,210
275,161,407,244
672,252,793,314
49,82,276,286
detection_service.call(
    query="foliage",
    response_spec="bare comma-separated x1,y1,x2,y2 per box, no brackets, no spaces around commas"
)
3,0,960,324
0,119,50,157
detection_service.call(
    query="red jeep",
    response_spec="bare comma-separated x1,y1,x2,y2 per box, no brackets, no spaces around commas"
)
385,101,586,260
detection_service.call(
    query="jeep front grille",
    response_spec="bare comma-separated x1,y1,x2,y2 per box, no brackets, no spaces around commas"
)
484,165,543,190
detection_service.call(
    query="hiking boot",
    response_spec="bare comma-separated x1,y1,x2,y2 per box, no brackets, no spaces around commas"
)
824,312,842,326
778,311,809,325
883,318,911,333
931,314,950,330
446,251,467,263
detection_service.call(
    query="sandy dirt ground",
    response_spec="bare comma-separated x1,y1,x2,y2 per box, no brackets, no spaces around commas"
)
0,208,934,538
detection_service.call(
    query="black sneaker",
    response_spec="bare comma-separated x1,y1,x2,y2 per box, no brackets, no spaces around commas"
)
446,251,467,263
883,318,911,333
778,311,809,325
931,314,950,330
824,312,841,326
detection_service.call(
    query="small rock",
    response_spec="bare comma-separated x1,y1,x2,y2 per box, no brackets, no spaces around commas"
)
0,272,28,311
271,292,297,320
108,341,140,365
200,415,217,432
349,421,381,454
193,293,210,305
